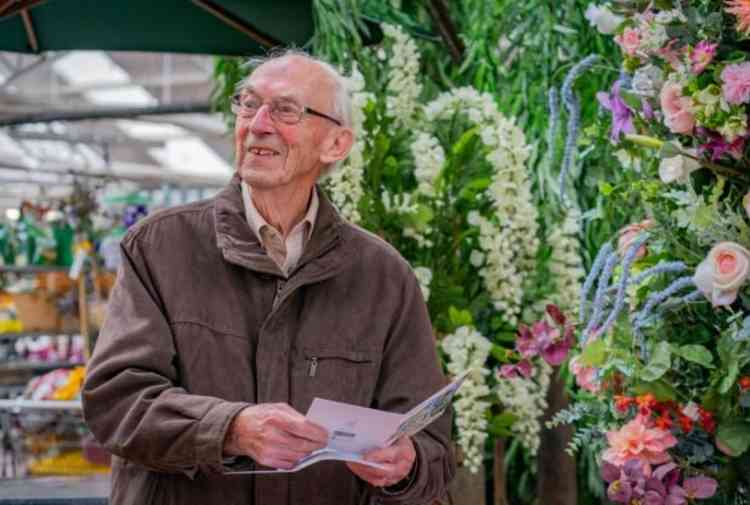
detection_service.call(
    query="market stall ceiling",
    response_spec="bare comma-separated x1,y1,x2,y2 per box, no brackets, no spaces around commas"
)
0,50,235,206
0,0,313,55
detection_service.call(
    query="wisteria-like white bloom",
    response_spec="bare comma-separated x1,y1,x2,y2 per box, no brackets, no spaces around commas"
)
383,24,422,126
546,208,585,314
423,87,540,326
411,132,445,196
413,266,433,301
325,63,372,223
495,360,551,454
441,326,492,473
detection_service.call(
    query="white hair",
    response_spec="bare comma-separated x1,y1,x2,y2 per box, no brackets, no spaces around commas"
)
235,49,353,129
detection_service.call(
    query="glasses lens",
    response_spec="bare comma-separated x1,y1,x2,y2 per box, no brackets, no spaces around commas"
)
272,100,303,124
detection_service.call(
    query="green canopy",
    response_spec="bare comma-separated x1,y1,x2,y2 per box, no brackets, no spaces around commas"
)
0,0,314,55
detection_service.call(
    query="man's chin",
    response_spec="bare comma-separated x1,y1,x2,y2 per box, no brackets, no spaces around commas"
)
239,166,286,189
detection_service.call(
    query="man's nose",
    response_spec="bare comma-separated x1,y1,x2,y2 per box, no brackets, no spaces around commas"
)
249,104,275,135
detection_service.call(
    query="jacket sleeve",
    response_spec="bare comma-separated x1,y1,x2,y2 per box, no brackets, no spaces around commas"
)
370,267,456,504
82,234,251,478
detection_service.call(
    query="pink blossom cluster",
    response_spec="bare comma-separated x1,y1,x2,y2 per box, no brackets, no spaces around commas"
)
497,304,574,379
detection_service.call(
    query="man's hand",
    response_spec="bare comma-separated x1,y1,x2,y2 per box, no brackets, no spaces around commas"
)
224,403,329,469
346,436,416,488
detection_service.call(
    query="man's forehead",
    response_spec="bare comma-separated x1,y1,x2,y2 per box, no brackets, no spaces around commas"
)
246,57,333,101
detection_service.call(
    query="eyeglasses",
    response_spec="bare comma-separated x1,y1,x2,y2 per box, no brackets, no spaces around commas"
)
230,93,342,127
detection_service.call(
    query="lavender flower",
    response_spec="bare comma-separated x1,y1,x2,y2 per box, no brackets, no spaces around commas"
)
559,55,600,203
546,87,560,163
584,249,620,340
627,261,687,287
580,241,614,326
632,276,696,330
595,234,649,338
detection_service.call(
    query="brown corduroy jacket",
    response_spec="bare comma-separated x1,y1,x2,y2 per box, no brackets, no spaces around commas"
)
82,175,455,505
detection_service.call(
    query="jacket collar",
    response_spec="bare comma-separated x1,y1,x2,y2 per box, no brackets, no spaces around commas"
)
214,174,346,279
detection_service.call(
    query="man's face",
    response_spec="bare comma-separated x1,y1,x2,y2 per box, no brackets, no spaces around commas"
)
234,57,339,191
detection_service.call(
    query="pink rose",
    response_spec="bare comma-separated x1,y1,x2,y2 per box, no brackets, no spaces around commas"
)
660,81,695,134
721,61,750,105
615,28,641,56
617,219,654,258
569,357,600,393
693,241,750,306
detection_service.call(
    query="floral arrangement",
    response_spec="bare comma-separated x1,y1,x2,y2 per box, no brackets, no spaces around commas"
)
319,24,564,473
554,0,750,501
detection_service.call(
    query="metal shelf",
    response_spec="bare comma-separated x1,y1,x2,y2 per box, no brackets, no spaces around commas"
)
0,399,82,411
0,361,85,373
0,332,80,341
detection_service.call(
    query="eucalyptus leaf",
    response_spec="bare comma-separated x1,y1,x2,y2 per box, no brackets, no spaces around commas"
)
740,393,750,408
719,361,740,394
640,341,671,382
717,421,750,456
671,344,715,369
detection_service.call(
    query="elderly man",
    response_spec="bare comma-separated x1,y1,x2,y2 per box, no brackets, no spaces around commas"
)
83,51,455,505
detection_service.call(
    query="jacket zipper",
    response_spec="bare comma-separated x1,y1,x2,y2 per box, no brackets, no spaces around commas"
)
308,357,318,377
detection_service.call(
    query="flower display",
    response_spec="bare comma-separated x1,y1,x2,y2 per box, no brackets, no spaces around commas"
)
561,1,750,500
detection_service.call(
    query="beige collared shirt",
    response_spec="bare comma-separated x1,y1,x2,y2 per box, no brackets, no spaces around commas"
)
241,182,319,277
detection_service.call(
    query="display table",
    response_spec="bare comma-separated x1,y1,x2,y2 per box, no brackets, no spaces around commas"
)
0,476,109,504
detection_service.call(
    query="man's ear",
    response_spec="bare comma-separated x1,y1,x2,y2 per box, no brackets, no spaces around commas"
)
320,127,355,165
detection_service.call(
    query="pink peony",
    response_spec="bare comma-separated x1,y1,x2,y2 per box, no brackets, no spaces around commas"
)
721,61,750,105
690,41,718,74
602,418,678,471
617,219,654,259
693,241,750,306
660,81,695,134
615,28,641,56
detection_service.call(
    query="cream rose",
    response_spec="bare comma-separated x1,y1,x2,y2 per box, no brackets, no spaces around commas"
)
693,241,750,306
744,191,750,219
658,149,701,183
617,219,654,259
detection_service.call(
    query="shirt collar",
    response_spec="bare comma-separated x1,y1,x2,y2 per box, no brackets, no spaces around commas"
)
241,181,319,243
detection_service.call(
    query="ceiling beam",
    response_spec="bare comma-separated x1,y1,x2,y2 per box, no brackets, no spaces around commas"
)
191,0,281,48
20,9,38,52
0,159,229,187
3,72,211,98
0,0,47,21
0,53,63,90
0,101,212,126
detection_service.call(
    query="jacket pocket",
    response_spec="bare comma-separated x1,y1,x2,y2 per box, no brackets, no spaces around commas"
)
297,347,380,407
303,348,375,377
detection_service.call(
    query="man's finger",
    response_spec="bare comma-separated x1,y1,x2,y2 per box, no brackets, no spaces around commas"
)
273,415,329,444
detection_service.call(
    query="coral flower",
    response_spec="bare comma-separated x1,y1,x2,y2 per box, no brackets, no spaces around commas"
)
603,418,678,470
727,0,750,36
